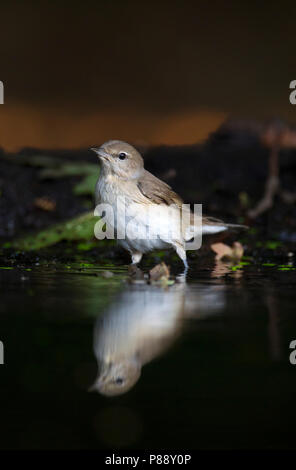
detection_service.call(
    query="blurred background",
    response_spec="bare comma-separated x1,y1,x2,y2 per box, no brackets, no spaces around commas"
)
0,0,295,150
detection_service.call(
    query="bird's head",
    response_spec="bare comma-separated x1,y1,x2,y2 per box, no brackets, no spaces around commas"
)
91,140,144,180
89,359,141,396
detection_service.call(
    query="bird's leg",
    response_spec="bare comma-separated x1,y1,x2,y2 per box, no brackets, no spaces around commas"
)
173,242,189,269
183,259,189,270
130,251,143,265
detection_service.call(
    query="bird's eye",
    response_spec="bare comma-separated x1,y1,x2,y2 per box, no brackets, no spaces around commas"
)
118,152,127,160
115,377,124,385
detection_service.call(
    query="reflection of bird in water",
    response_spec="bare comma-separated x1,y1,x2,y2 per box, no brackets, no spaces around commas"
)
91,279,225,396
91,282,185,396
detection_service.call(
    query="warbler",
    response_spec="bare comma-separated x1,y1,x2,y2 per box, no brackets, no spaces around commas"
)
91,140,246,268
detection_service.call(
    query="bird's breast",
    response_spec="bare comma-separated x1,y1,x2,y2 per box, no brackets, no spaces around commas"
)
95,175,184,245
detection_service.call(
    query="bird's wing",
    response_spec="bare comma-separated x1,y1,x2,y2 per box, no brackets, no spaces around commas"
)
137,170,183,206
199,215,226,227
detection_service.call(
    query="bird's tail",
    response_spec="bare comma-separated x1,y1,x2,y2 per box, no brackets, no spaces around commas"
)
201,216,248,235
221,222,249,232
185,215,248,240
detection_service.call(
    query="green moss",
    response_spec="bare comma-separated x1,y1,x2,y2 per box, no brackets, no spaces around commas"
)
79,262,95,268
2,242,12,249
265,241,282,250
76,241,98,251
39,162,98,180
39,161,99,197
11,154,99,198
73,173,98,196
231,265,243,271
12,212,100,251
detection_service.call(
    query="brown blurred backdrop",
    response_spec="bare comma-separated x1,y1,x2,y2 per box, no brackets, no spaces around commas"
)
0,0,295,150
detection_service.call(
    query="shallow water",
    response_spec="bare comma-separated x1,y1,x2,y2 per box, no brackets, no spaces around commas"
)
0,254,296,449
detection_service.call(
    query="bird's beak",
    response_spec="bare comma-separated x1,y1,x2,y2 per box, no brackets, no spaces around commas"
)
90,147,110,161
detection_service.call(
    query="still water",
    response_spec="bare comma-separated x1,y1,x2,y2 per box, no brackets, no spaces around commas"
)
0,254,296,449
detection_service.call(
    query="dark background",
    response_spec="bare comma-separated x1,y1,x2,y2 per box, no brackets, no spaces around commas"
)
0,0,295,151
1,1,296,452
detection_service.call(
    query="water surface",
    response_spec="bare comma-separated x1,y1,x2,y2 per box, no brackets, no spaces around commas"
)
0,254,296,449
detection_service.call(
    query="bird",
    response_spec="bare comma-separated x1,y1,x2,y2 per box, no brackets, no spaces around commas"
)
91,140,247,268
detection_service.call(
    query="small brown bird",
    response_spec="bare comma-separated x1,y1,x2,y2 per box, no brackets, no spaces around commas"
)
91,140,246,268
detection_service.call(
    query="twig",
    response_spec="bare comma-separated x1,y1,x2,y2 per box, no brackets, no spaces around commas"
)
248,145,280,218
